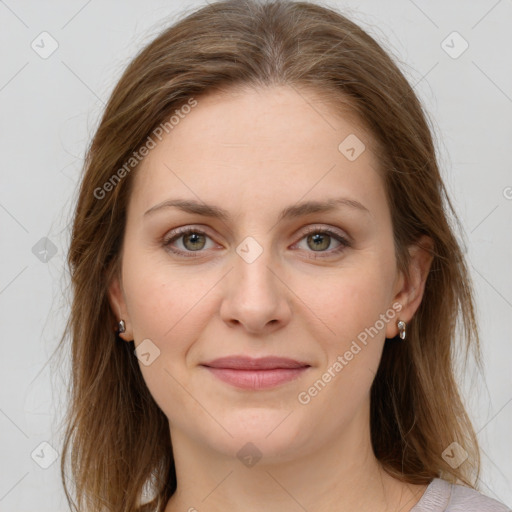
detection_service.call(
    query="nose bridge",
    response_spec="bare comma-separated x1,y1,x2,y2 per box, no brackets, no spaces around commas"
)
220,234,290,332
233,234,279,303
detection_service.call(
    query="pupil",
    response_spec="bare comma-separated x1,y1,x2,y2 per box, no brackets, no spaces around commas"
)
309,233,329,251
186,233,204,250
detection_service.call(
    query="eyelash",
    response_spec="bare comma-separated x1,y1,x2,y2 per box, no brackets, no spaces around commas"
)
162,225,351,259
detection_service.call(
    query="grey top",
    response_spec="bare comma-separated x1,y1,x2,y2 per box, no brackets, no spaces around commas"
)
410,478,511,512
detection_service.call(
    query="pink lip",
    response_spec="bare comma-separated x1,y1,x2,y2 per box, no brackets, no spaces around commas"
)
201,356,311,390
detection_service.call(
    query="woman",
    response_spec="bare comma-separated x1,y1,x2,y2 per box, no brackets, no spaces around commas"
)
58,0,511,511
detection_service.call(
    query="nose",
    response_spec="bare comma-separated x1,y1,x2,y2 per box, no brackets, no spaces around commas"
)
219,243,292,335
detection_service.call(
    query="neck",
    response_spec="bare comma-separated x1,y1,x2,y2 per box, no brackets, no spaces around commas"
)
164,406,427,512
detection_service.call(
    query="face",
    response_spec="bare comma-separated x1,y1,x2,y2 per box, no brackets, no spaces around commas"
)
109,85,422,462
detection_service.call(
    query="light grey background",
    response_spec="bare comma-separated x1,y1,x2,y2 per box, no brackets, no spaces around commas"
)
0,1,511,510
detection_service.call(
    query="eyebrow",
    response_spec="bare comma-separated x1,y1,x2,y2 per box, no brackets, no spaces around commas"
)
144,197,370,223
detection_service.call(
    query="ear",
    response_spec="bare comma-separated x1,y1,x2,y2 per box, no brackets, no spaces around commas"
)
107,273,133,342
385,235,434,339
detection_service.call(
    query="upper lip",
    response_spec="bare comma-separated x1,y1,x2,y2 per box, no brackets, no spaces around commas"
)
201,356,310,370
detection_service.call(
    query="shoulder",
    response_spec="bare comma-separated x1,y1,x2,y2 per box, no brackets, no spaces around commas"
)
448,480,511,512
412,478,511,512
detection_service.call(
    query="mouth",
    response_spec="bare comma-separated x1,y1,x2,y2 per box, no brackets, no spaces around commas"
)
200,356,311,390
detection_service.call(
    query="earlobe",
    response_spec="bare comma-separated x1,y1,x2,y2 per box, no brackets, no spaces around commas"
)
107,275,133,342
386,235,434,339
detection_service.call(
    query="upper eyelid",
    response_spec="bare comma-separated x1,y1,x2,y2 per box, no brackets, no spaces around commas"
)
163,224,350,247
163,225,218,243
300,224,348,237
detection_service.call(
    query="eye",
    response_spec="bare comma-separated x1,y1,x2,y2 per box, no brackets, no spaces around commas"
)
162,227,216,258
293,226,350,259
162,225,351,259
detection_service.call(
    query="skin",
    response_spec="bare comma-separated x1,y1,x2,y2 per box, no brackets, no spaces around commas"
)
108,85,434,512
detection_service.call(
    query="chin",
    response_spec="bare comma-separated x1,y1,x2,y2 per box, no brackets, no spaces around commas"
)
200,406,313,464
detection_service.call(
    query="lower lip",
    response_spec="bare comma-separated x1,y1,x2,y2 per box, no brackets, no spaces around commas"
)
203,366,309,390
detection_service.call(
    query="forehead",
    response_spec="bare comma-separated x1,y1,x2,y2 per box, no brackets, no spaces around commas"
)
129,85,385,218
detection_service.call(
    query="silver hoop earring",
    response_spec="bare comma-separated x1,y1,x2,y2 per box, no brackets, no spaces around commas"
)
117,319,126,334
397,320,406,340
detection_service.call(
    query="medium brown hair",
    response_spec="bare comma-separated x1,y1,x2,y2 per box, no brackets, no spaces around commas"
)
58,0,482,510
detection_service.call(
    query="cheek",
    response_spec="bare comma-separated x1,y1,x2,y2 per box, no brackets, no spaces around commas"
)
298,254,396,400
126,279,181,343
121,257,206,419
295,268,392,423
122,245,206,343
297,258,394,342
